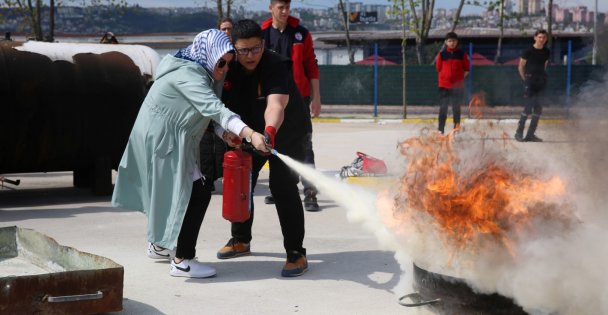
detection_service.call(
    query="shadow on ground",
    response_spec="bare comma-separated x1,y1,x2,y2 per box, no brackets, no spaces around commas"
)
0,206,130,221
100,298,164,315
184,250,401,294
0,187,110,208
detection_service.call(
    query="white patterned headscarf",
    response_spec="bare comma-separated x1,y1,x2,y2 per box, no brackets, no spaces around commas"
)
176,29,234,75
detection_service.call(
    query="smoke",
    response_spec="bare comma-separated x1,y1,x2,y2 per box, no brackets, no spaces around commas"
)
512,69,608,314
272,152,415,285
276,71,608,313
565,70,608,221
387,71,608,315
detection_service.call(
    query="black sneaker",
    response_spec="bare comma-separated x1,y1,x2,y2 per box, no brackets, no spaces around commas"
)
514,132,524,142
264,195,275,204
524,135,543,142
303,192,320,212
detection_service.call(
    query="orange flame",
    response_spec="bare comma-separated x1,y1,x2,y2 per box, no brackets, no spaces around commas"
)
394,129,570,260
468,91,487,119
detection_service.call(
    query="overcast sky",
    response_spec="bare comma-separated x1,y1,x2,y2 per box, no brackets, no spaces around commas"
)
124,0,606,13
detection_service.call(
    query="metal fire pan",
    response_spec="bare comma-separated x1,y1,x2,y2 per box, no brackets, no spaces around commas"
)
0,226,123,314
399,263,528,315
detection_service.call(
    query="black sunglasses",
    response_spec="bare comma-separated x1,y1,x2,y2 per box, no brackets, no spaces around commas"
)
216,58,228,69
235,46,263,56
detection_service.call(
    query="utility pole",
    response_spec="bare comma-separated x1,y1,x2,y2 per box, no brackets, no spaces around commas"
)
592,0,597,65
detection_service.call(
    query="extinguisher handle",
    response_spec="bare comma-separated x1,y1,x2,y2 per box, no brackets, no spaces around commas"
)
239,141,270,156
239,141,255,152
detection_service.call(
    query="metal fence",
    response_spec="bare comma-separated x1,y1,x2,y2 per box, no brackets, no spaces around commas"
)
318,39,604,107
319,64,605,106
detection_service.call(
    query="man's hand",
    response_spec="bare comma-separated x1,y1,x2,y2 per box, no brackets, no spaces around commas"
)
310,97,321,118
250,132,269,153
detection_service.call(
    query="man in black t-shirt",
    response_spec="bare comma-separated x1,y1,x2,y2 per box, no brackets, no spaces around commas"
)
216,19,309,278
515,29,550,142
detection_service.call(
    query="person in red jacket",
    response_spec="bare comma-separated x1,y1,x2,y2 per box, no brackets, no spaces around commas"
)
435,32,470,135
261,0,322,212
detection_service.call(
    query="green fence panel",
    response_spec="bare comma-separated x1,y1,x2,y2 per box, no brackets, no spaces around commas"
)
470,66,520,106
402,65,439,105
319,65,605,106
318,65,372,105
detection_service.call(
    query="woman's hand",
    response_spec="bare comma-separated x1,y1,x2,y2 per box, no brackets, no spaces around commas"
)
222,131,242,147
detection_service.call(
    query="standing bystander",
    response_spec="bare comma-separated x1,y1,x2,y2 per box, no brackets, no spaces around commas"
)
261,0,321,211
100,31,118,44
435,31,469,135
218,17,233,38
515,29,550,142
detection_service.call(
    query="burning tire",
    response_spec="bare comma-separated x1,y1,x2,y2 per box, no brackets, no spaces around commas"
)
400,263,528,314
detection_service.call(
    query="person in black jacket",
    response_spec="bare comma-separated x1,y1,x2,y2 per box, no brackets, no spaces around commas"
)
515,29,550,142
216,19,309,278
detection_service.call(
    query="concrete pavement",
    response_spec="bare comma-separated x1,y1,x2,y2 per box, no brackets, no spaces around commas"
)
0,121,583,314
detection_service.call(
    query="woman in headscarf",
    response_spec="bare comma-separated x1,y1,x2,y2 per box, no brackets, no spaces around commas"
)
112,30,268,278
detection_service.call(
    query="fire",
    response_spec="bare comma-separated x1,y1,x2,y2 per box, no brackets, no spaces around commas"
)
393,129,570,261
468,91,487,119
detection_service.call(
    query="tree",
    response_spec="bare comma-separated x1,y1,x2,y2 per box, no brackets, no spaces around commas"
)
2,0,44,40
49,0,54,40
450,0,466,32
408,0,436,64
389,0,409,118
466,1,509,64
337,0,354,64
2,0,126,42
215,0,232,20
493,0,505,63
546,0,553,46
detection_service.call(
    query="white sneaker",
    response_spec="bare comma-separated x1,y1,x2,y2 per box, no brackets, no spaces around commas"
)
147,242,175,260
170,258,216,278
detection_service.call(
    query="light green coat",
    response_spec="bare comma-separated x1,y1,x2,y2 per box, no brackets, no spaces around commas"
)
112,55,234,249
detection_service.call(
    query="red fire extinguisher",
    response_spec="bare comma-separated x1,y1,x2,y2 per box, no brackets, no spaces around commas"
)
222,148,252,223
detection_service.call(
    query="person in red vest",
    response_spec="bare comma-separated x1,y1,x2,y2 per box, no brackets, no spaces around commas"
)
435,32,470,135
261,0,321,212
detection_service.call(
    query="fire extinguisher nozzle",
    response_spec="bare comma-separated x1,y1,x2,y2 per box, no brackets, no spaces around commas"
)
271,149,278,156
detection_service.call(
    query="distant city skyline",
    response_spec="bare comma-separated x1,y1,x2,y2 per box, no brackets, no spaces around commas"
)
124,0,607,14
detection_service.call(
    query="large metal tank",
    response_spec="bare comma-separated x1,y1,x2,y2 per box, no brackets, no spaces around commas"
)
0,42,160,195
